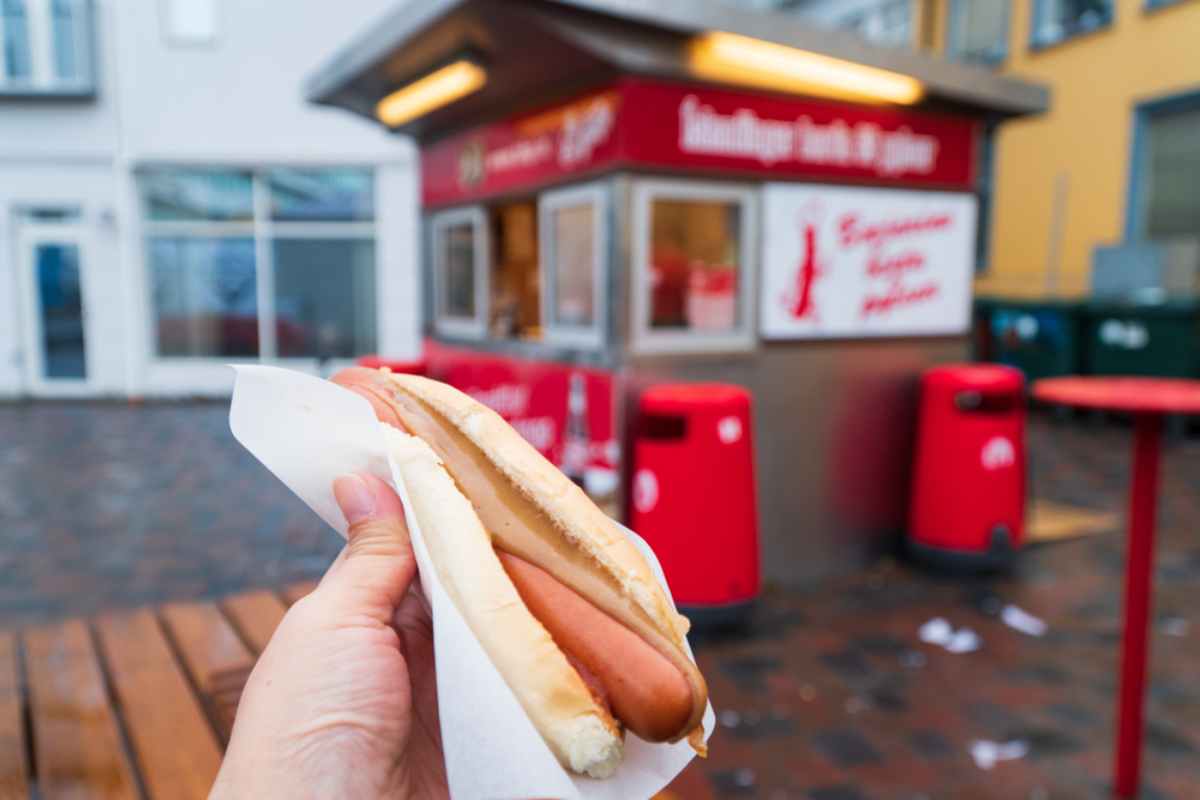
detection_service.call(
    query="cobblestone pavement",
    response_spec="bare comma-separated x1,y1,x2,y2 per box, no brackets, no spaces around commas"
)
0,401,337,623
3,401,1200,797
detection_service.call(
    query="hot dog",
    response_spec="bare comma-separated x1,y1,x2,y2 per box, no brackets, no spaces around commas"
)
332,367,708,778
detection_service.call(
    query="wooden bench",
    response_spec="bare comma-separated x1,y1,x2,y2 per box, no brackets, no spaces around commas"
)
0,581,311,800
1,578,689,799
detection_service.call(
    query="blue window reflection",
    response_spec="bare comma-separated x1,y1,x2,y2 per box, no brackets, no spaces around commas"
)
149,237,259,357
268,169,374,222
51,0,78,80
140,169,255,222
2,0,31,81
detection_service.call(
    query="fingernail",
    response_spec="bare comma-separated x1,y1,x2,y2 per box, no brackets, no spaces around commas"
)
334,474,376,525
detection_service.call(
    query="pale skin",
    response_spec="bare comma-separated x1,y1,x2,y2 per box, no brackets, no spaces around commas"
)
211,473,449,799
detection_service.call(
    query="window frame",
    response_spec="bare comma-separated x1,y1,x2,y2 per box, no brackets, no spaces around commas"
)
946,0,1010,66
430,205,490,340
1125,88,1200,242
538,181,609,351
138,165,379,363
1029,0,1115,51
974,123,998,273
630,178,758,356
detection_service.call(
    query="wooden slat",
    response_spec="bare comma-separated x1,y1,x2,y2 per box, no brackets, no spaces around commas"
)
281,579,319,606
0,632,28,800
160,603,254,695
23,620,138,800
221,590,288,655
94,610,222,800
160,603,256,742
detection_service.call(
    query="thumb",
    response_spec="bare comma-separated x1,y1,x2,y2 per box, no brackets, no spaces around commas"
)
325,473,416,616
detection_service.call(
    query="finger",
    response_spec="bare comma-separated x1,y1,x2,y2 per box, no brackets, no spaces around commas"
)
323,473,417,614
317,544,350,587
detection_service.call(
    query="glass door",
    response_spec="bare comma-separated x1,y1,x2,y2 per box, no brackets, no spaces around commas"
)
19,223,91,394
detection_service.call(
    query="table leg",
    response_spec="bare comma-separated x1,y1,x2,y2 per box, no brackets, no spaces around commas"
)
1114,413,1163,798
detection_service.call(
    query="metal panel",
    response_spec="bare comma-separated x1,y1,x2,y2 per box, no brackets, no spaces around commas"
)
623,337,967,586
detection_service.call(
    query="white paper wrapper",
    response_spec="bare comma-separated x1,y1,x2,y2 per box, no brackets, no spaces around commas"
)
229,365,714,800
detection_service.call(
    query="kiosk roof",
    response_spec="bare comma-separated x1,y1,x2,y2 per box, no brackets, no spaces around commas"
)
305,0,1049,142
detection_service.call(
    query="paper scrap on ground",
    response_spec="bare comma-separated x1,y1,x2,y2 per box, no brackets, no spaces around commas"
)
919,617,981,653
1162,617,1189,638
229,365,713,800
970,739,1029,770
945,628,982,653
1001,604,1048,637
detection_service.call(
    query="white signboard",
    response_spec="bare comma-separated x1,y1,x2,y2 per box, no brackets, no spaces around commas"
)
760,184,977,339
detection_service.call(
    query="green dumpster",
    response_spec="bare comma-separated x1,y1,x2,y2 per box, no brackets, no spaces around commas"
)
979,297,1084,381
1081,299,1200,378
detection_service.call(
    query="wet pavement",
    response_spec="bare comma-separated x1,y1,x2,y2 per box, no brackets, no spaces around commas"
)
669,415,1200,799
3,400,1200,797
0,400,336,623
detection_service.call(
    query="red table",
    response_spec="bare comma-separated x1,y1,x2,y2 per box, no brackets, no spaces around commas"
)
1033,377,1200,798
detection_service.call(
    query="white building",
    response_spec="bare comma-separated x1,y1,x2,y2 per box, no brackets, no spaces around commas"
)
0,0,420,398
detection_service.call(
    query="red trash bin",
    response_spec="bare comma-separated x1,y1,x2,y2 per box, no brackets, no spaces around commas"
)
909,364,1026,570
355,355,428,376
630,383,760,622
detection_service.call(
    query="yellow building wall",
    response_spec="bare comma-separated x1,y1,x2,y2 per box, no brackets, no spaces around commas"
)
971,0,1200,299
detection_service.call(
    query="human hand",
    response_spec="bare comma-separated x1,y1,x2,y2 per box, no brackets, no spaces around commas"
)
211,473,447,799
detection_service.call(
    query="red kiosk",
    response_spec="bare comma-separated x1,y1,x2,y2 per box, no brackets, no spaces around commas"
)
306,0,1048,590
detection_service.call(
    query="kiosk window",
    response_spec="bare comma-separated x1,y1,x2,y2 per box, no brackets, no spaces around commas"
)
488,201,541,340
540,182,607,348
432,207,488,338
551,205,595,325
443,223,477,318
649,199,742,332
633,180,756,354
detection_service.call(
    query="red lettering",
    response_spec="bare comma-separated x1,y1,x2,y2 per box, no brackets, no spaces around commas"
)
839,213,952,249
861,280,939,318
866,249,925,277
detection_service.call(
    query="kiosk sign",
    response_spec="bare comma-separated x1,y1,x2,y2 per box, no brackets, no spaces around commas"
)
760,184,977,339
422,79,978,206
625,81,974,186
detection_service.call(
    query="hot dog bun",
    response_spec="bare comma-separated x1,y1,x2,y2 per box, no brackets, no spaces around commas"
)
332,367,709,774
383,427,624,777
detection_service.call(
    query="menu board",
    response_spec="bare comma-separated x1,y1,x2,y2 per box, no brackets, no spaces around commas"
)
759,184,977,339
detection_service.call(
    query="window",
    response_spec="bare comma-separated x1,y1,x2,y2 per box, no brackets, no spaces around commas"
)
2,0,31,81
1138,104,1200,240
947,0,1009,64
539,183,608,348
838,0,913,49
431,207,488,339
162,0,217,45
51,0,81,80
1031,0,1113,48
272,239,376,358
1,0,92,93
632,180,757,354
139,167,377,360
149,237,258,357
975,125,997,272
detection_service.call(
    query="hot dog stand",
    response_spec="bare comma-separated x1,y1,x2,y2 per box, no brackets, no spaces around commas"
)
305,0,1048,585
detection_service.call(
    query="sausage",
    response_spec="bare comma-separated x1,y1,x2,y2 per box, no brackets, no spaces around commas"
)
497,551,694,743
335,370,406,429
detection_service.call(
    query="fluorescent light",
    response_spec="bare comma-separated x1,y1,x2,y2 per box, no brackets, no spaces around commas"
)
690,32,923,106
375,60,487,127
